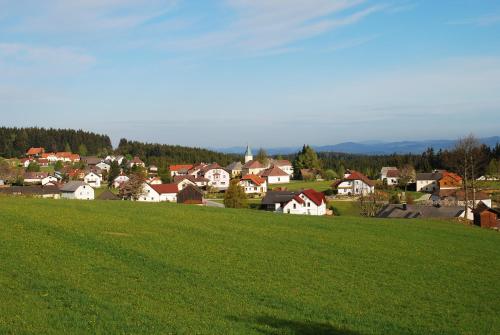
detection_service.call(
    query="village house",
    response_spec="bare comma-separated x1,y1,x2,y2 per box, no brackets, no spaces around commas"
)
173,175,197,191
84,172,101,188
332,170,375,196
226,161,243,178
177,185,204,205
41,175,58,186
200,164,230,190
239,174,267,195
377,203,466,219
473,202,500,229
270,159,294,176
146,176,163,185
56,152,80,163
26,147,45,158
242,160,267,176
128,156,145,169
24,172,49,184
37,158,49,167
60,181,94,200
416,170,462,192
170,164,194,177
41,153,58,163
82,156,102,167
138,183,178,202
380,167,400,186
19,158,32,168
260,165,290,184
96,162,111,172
262,189,326,216
113,174,130,188
431,189,492,208
0,185,61,199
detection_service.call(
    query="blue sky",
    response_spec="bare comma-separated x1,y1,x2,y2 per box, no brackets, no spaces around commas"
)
1,0,500,148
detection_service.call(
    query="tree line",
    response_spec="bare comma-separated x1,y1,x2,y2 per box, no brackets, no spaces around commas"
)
116,139,242,168
284,142,500,180
0,127,113,158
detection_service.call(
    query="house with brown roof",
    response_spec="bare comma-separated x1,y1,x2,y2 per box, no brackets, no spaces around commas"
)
24,172,49,184
473,202,500,229
177,185,204,205
239,174,267,194
260,165,290,184
199,163,230,190
380,167,400,186
332,170,375,196
416,170,462,192
128,156,145,169
242,160,267,176
26,147,45,158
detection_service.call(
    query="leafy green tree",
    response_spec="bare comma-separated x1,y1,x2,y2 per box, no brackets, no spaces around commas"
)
54,160,64,172
223,179,248,208
159,167,171,183
486,159,499,177
293,145,321,179
26,162,41,172
78,144,88,157
256,148,269,165
323,169,337,181
107,161,121,188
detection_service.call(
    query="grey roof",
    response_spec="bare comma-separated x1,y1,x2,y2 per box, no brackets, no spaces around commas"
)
0,185,60,196
416,172,442,181
82,156,102,165
60,181,89,192
261,191,297,205
226,161,243,171
97,190,120,200
377,204,464,219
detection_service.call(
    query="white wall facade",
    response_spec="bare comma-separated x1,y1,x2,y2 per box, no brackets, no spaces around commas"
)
337,180,374,196
267,175,290,184
84,172,101,188
204,168,230,190
61,185,94,200
417,180,438,192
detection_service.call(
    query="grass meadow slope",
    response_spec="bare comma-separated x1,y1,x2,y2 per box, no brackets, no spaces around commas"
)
0,197,499,334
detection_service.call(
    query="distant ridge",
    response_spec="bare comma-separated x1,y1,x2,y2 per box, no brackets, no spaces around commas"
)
215,136,500,155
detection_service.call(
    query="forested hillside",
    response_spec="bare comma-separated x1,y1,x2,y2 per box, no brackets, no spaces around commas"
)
0,127,113,157
116,138,241,167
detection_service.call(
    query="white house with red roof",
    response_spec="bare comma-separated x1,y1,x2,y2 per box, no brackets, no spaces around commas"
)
262,189,326,215
332,170,375,196
200,164,230,190
239,174,267,194
138,183,178,202
170,164,194,177
260,165,290,184
128,157,145,169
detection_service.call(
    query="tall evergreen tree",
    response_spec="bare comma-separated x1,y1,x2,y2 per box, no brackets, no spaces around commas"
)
223,179,247,208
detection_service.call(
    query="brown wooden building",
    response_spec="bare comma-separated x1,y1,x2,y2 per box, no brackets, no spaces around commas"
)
473,202,500,229
177,185,204,205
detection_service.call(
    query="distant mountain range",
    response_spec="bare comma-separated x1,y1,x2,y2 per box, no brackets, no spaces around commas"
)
215,136,500,155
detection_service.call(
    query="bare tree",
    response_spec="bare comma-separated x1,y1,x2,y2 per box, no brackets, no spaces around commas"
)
399,164,416,202
454,134,480,219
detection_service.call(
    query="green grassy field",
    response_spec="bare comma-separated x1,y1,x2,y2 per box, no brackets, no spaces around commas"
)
0,197,499,334
270,180,333,192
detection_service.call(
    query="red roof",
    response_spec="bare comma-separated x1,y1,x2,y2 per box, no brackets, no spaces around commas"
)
243,160,264,169
170,164,194,172
260,165,288,177
301,189,326,206
241,174,266,186
345,170,375,186
27,147,44,156
386,169,400,178
151,184,178,194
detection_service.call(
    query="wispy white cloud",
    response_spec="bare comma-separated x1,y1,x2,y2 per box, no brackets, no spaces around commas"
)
447,14,500,26
0,43,95,77
2,0,179,33
328,34,380,52
161,0,389,54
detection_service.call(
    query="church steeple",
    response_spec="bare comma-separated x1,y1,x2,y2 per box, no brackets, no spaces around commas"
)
244,144,253,163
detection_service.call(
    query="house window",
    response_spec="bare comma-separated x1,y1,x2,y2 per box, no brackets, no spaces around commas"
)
307,202,311,207
293,204,296,209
